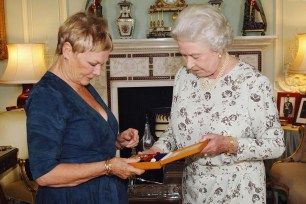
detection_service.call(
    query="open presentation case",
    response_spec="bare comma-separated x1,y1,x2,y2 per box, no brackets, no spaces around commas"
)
130,141,208,170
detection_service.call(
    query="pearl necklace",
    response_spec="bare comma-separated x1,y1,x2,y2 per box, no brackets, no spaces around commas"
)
199,53,230,91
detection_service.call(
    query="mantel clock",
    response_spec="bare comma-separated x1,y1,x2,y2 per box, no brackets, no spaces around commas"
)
154,0,186,10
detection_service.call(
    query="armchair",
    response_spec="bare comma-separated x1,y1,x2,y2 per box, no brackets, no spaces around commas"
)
270,125,306,204
0,109,38,203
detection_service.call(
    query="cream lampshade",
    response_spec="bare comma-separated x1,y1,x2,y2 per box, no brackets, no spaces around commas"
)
0,43,47,107
287,33,306,74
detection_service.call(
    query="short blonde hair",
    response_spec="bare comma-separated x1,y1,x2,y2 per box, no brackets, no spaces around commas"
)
56,12,112,55
172,4,233,52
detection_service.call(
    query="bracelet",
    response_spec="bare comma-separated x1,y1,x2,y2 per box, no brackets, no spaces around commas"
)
104,159,112,175
226,136,235,156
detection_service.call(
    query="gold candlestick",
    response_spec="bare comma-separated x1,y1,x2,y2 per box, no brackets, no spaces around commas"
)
150,13,153,28
157,11,160,27
161,9,164,27
153,13,156,29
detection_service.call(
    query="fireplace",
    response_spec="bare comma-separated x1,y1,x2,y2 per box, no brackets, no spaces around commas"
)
117,86,173,184
118,86,173,156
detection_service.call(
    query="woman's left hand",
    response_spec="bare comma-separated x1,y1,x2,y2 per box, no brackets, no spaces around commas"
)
199,134,232,156
116,128,139,149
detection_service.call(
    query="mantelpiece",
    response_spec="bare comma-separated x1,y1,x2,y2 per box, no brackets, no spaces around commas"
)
111,36,277,53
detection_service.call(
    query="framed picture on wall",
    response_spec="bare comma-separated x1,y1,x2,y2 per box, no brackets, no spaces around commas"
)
294,95,306,126
277,92,300,124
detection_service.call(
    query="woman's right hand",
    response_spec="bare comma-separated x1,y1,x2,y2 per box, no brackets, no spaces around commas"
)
107,157,145,179
138,146,162,155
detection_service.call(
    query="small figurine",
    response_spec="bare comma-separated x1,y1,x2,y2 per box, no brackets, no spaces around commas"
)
208,0,223,8
242,0,267,36
85,0,103,17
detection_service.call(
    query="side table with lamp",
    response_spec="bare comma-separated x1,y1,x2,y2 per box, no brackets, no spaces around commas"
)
0,43,47,109
0,43,46,202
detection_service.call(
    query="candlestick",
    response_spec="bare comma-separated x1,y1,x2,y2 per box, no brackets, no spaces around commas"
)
162,9,164,20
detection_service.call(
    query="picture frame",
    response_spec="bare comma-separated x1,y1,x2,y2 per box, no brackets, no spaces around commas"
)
0,0,7,60
277,92,300,124
293,95,306,126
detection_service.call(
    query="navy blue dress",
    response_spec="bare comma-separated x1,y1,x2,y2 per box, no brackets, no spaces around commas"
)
26,72,128,204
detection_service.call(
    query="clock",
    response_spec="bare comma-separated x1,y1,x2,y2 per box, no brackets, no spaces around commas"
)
147,0,187,38
155,0,186,9
163,0,178,5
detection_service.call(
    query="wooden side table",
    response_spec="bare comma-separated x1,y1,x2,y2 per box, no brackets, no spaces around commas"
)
0,146,18,204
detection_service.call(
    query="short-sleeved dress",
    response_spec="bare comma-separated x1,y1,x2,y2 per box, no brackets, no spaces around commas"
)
154,61,285,204
26,71,128,204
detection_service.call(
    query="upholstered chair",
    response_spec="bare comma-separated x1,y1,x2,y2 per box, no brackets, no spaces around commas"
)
270,125,306,204
0,109,38,203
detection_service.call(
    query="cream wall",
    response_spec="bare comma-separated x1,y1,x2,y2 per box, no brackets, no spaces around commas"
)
282,0,306,67
0,0,276,112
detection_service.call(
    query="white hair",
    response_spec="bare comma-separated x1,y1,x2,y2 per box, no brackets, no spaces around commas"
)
171,4,233,52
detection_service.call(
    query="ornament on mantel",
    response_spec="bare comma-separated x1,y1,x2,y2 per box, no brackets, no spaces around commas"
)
242,0,267,36
85,0,103,17
116,0,135,39
208,0,223,8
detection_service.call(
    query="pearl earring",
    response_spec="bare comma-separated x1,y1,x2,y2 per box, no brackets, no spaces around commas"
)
218,53,222,58
186,65,195,74
186,67,191,74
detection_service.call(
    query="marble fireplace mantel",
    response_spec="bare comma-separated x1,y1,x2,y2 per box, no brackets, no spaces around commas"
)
91,36,277,119
111,36,277,53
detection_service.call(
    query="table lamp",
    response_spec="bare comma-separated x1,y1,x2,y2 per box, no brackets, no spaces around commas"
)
0,43,47,107
287,33,306,74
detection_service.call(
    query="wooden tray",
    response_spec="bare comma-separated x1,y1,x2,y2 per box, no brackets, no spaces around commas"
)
130,141,208,170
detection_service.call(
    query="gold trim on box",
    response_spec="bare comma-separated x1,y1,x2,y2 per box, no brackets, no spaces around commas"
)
130,141,208,170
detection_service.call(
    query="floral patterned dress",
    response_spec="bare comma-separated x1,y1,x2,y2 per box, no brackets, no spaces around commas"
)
154,61,285,204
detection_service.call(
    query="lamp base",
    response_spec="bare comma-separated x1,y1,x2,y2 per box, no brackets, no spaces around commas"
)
17,84,34,107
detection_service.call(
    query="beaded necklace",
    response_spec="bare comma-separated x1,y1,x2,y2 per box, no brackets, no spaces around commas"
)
199,53,230,91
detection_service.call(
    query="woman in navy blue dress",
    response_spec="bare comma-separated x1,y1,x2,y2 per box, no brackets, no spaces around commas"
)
26,12,144,204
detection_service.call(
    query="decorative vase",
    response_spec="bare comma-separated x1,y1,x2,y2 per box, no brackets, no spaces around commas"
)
116,0,135,39
140,114,155,151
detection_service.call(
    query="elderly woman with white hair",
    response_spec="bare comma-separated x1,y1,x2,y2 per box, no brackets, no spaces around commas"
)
144,4,285,204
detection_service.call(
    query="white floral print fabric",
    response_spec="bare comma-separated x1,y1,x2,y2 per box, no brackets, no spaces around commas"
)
154,61,285,204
